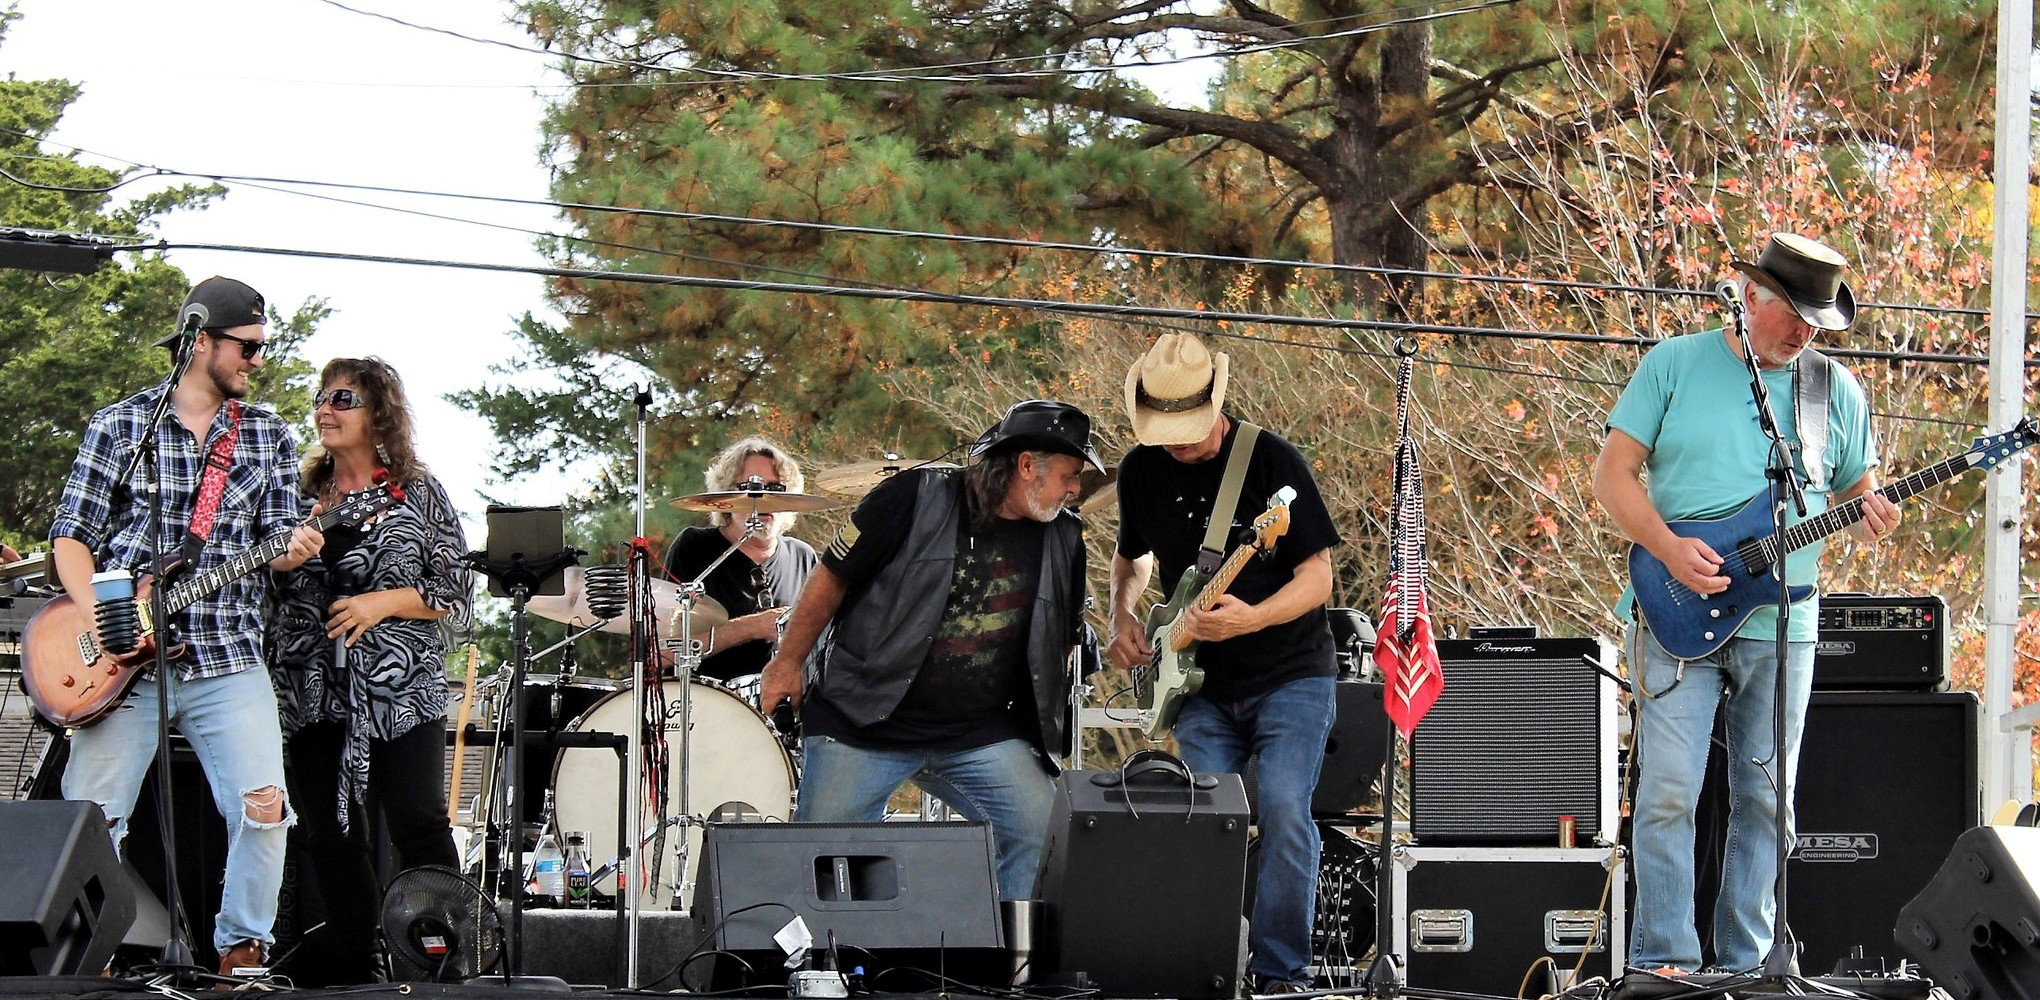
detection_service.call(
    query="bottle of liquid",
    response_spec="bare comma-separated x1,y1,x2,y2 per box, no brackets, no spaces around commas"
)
563,831,591,909
531,832,566,906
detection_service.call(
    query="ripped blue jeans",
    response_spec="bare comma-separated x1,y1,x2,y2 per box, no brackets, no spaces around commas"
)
63,667,293,955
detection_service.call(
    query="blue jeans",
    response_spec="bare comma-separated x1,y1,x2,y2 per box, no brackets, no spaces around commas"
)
63,667,294,955
1173,674,1335,987
1627,626,1813,973
796,736,1056,900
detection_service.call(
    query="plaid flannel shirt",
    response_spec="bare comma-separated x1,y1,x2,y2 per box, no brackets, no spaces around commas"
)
49,384,302,680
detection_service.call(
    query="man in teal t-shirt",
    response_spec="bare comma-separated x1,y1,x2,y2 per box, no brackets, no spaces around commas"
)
1594,234,1902,977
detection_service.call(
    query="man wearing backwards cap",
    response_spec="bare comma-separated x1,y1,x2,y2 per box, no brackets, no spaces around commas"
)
1106,335,1343,994
1595,234,1901,977
761,399,1100,899
49,275,322,975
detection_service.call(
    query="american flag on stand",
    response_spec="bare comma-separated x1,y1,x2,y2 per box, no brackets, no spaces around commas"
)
1373,348,1442,736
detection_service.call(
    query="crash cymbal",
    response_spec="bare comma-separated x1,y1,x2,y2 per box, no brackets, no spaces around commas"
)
668,489,841,515
1076,466,1117,514
527,566,730,634
814,456,956,497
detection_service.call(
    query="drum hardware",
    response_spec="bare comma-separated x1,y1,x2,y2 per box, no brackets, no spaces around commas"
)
526,566,729,636
668,479,842,516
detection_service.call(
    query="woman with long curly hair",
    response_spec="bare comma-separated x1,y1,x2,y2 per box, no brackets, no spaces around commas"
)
269,357,471,984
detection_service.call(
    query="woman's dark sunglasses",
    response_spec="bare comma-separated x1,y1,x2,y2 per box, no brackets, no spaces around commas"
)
208,330,266,360
313,388,365,411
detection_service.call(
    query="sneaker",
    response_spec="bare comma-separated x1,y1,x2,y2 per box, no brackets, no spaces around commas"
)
218,941,264,978
1259,982,1312,995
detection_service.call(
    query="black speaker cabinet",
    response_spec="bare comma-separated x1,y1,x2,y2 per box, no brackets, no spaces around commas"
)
1897,825,2040,1000
1412,637,1618,844
1692,690,1981,974
693,821,1004,985
1245,680,1388,817
0,800,137,975
1034,765,1250,998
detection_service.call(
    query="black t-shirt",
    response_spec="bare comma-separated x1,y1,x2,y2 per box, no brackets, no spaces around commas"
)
804,469,1076,748
1115,415,1343,700
663,525,818,683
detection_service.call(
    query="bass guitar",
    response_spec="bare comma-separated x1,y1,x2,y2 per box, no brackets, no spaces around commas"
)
22,482,403,727
1630,418,2036,660
1136,486,1295,739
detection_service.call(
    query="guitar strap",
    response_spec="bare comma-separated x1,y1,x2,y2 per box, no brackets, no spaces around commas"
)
1794,349,1832,492
179,400,243,566
1196,421,1262,574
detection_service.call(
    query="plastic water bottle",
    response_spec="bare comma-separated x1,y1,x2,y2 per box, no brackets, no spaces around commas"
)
532,833,566,906
563,831,591,908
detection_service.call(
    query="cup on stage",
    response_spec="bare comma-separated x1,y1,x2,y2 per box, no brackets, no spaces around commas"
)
1557,814,1576,849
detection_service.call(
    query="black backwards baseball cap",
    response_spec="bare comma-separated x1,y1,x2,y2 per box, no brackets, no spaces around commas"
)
968,399,1107,473
154,276,266,348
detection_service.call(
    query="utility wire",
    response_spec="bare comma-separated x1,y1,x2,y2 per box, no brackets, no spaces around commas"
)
313,0,1516,88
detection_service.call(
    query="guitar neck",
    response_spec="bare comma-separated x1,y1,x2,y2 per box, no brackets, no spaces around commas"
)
160,508,343,615
1771,450,1980,557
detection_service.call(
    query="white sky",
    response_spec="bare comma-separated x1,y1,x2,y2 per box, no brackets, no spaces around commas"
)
6,0,581,539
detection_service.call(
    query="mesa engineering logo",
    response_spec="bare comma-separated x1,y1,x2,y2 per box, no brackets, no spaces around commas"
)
1792,833,1879,863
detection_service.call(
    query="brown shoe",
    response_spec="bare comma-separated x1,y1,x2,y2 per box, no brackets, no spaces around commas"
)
217,941,264,978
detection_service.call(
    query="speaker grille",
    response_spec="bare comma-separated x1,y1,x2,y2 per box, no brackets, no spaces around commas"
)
1410,638,1617,845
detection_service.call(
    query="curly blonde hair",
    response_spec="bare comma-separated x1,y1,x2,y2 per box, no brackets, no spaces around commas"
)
703,437,806,528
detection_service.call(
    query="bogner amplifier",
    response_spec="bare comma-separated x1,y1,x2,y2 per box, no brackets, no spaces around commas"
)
1412,636,1618,845
1813,593,1948,690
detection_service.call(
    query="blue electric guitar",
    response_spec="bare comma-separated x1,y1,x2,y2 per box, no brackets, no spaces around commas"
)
1631,418,2037,659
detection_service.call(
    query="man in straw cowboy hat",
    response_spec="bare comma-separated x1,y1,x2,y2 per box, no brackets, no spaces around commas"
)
762,400,1103,900
1594,233,1901,977
1106,334,1343,994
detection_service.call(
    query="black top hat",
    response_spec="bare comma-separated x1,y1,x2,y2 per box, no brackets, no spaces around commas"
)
968,399,1107,473
154,276,266,348
1730,233,1856,331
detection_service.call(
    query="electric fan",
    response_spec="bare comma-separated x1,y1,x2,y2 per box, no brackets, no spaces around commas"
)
380,865,502,982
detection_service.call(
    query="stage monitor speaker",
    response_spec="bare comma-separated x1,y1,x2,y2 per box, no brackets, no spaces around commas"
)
1412,636,1618,844
1690,690,1981,975
1245,680,1387,817
1897,825,2040,1000
0,800,137,975
1034,764,1250,998
693,821,1004,986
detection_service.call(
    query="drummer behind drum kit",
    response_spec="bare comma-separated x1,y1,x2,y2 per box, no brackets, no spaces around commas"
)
462,456,1120,914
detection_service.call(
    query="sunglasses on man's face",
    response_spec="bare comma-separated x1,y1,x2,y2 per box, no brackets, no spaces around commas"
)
207,329,267,360
313,388,366,411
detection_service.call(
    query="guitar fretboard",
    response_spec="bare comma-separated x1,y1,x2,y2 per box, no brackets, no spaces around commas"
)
1757,445,2001,565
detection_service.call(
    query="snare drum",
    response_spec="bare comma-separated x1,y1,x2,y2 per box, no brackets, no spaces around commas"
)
549,681,795,909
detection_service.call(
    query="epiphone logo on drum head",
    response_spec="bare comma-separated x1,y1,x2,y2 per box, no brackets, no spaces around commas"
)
1792,833,1879,862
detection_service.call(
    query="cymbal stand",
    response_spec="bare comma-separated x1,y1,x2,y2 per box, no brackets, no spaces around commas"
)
666,509,769,913
623,384,654,987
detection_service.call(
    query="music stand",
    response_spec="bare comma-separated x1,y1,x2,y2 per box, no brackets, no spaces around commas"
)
466,505,574,984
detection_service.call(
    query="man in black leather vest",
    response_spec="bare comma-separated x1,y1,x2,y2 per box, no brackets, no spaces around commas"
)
760,400,1102,899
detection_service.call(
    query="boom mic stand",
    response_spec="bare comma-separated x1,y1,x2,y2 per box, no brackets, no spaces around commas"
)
109,318,203,976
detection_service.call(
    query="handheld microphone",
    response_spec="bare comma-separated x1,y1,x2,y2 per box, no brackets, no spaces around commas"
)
91,570,141,655
180,301,210,333
1714,279,1743,314
584,564,628,621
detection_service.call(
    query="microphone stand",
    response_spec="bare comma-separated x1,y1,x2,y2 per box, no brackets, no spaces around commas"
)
111,320,201,975
624,384,652,988
1724,297,1809,990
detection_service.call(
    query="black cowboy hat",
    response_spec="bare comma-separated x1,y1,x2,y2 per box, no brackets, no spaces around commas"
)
968,399,1107,473
1730,233,1856,331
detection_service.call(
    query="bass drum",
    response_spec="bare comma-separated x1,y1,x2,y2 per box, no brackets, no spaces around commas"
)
550,681,795,910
